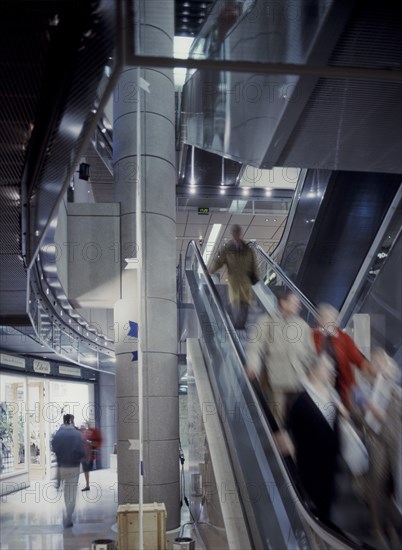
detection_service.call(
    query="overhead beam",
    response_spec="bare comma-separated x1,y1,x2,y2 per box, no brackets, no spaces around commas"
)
126,54,402,83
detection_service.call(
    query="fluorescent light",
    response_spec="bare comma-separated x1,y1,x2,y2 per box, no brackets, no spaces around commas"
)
190,146,196,187
173,37,194,88
174,36,194,58
202,224,223,266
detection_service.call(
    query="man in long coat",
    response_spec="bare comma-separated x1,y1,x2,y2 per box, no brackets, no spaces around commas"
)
210,224,258,329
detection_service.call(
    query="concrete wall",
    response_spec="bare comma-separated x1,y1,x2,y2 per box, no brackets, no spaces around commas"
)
67,203,120,309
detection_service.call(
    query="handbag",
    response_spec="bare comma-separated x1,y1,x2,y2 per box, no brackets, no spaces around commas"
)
248,270,259,285
339,417,369,476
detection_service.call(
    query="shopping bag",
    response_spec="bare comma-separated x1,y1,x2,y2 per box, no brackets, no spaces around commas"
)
339,418,369,476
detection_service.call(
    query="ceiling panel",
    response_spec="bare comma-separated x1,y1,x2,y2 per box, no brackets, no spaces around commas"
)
228,214,255,225
187,211,212,223
244,226,278,240
177,223,186,236
176,211,189,223
184,223,211,238
252,215,286,226
210,212,231,224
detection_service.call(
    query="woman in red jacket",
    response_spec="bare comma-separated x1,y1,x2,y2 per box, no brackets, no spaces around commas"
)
313,303,374,410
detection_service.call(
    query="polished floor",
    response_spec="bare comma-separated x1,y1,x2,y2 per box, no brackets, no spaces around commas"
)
1,469,119,550
0,468,208,550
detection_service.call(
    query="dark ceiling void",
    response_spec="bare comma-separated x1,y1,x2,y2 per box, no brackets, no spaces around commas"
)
175,0,214,37
0,0,115,324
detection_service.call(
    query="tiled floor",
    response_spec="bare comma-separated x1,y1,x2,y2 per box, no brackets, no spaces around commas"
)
1,469,119,550
0,467,210,550
0,392,221,550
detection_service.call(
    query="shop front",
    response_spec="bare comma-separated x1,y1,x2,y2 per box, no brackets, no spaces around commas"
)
0,353,97,496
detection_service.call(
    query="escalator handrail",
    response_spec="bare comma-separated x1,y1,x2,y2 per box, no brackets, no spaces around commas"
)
185,240,247,368
251,242,319,322
185,240,367,550
270,168,308,264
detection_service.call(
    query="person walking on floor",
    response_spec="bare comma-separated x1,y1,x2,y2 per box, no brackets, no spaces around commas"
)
80,423,103,491
52,413,85,527
210,224,258,329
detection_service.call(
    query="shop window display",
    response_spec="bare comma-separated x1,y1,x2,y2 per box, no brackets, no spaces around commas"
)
0,376,27,475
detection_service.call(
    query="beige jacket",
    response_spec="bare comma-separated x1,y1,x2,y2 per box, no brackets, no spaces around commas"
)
210,240,258,305
246,313,315,391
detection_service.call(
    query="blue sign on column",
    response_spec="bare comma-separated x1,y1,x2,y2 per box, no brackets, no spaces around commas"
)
128,321,139,338
128,321,139,361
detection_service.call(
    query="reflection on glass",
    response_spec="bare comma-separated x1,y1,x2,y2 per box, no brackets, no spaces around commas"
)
28,385,41,465
135,0,333,65
0,378,26,475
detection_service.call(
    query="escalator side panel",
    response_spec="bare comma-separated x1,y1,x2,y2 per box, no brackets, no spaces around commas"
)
357,232,402,358
280,170,332,279
295,171,401,309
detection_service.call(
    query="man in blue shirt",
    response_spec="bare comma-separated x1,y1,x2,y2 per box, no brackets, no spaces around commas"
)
52,414,85,527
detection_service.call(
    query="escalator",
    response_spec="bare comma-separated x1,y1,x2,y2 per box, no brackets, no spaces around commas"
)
185,240,374,550
274,170,401,311
338,201,402,362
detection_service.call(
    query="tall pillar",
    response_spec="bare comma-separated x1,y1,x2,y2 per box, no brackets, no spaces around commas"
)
97,371,116,469
113,0,179,530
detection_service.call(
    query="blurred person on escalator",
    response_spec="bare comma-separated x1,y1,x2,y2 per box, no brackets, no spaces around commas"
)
246,288,315,427
210,224,258,329
287,352,347,525
313,303,375,411
353,349,402,549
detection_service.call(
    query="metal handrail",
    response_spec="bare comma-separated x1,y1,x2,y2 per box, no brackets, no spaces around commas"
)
270,168,308,263
338,184,402,327
251,242,319,321
185,240,246,368
185,240,366,550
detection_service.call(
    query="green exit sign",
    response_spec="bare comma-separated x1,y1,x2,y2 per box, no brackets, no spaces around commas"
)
198,207,209,215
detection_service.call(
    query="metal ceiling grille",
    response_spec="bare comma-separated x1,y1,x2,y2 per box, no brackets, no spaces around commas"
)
0,1,56,319
175,0,213,37
0,0,116,324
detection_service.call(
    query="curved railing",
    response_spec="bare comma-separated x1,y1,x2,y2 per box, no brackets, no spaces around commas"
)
27,256,115,373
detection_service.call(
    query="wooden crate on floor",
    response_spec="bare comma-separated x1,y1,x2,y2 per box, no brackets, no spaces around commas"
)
117,502,167,550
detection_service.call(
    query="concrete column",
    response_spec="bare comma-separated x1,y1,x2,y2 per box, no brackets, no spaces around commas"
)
113,0,179,529
97,371,116,469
